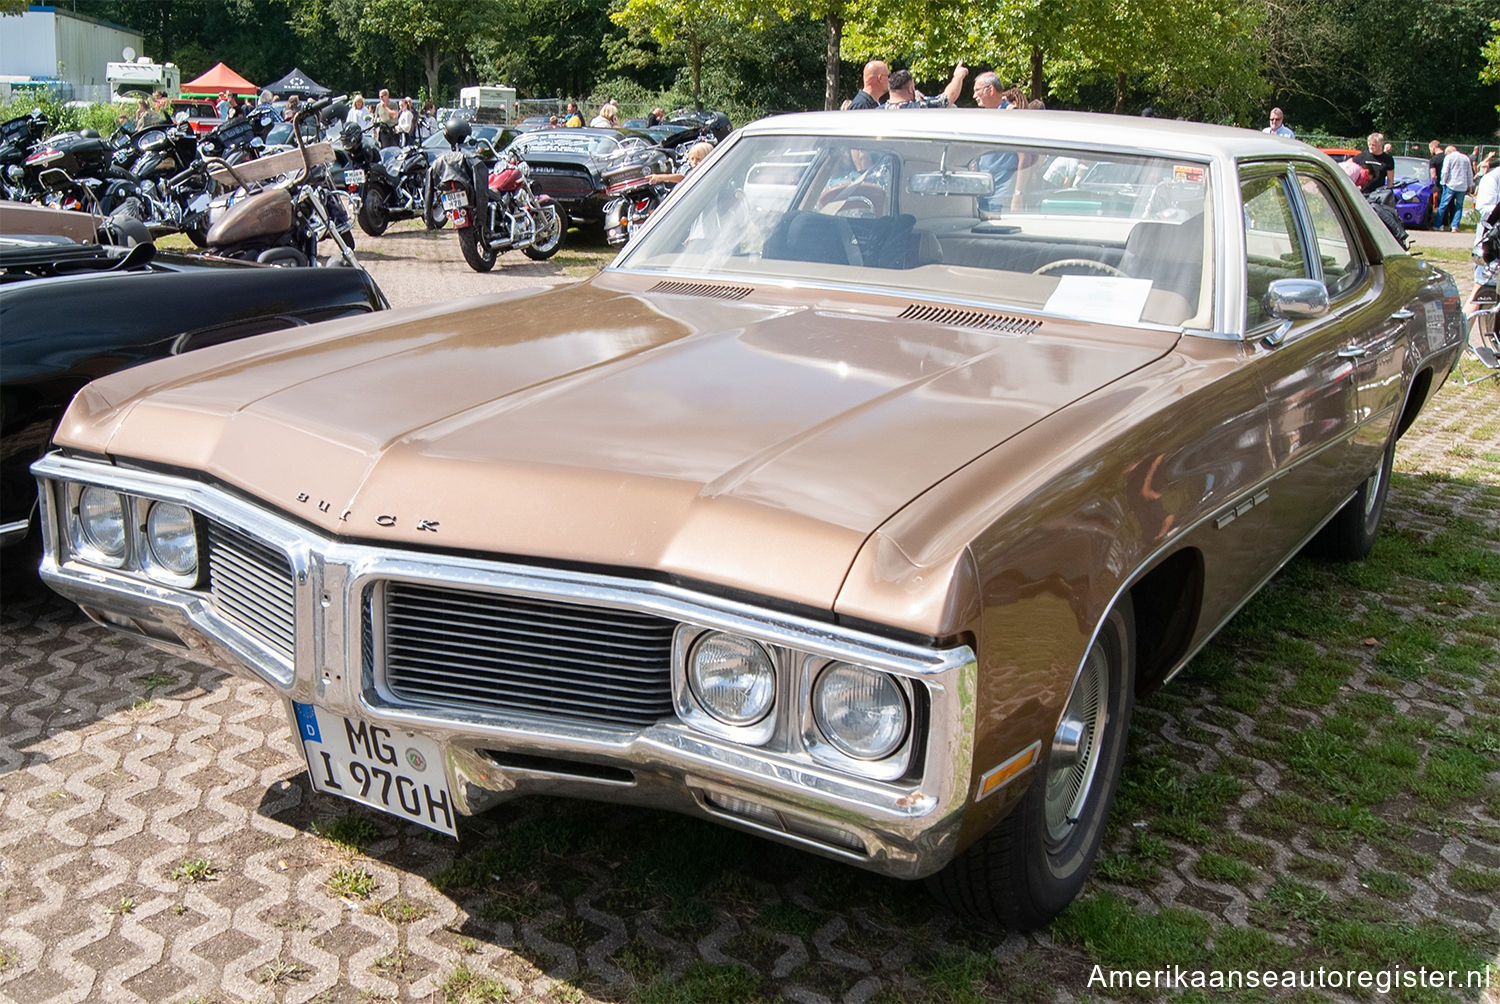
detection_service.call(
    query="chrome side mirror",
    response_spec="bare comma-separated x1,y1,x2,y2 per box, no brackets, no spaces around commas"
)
1262,278,1329,346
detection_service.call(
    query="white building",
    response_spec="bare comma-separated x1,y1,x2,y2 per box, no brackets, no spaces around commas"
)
0,4,143,103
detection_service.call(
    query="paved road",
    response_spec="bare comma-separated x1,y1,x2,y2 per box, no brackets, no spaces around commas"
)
2,223,1497,1003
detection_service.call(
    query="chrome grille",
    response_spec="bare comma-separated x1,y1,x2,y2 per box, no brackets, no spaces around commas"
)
380,581,676,728
207,521,295,662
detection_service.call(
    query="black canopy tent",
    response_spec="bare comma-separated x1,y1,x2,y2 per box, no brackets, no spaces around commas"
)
263,68,331,98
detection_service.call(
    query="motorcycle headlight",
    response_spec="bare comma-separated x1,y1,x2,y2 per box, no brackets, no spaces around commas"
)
688,632,776,726
143,501,198,579
811,663,909,761
73,485,128,566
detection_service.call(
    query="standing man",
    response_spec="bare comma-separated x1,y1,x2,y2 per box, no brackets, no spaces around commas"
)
1435,145,1474,232
884,63,968,109
972,72,1018,214
373,89,398,146
1262,107,1294,138
564,101,583,127
848,60,889,109
1352,132,1395,193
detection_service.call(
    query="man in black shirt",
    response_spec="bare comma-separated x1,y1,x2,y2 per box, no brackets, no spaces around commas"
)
848,61,889,109
1353,132,1395,194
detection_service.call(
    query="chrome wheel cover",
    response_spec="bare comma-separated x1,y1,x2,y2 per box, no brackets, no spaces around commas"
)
1045,640,1108,842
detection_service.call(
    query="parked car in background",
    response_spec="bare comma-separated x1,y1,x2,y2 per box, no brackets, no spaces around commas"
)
1390,155,1437,229
502,126,672,229
30,111,1464,929
2,221,388,547
169,98,223,136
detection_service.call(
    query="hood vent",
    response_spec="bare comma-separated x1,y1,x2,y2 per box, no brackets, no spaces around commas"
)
899,303,1041,334
648,280,754,300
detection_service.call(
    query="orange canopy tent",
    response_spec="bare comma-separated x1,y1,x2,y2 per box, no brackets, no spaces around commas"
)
181,63,258,97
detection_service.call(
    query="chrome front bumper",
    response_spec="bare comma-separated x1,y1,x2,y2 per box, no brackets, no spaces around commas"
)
33,453,979,878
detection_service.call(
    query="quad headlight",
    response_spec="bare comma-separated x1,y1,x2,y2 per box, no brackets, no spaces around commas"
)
688,631,776,727
65,484,198,582
74,485,128,565
811,662,909,761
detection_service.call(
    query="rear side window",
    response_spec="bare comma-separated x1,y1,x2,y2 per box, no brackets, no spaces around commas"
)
1296,175,1364,299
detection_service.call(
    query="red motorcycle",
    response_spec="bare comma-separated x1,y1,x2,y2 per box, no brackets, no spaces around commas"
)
427,118,563,273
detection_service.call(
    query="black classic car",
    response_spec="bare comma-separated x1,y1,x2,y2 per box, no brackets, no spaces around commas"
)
0,226,389,547
502,127,674,229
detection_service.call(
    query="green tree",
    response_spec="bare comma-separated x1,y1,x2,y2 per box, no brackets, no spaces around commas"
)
1478,17,1499,116
610,0,740,109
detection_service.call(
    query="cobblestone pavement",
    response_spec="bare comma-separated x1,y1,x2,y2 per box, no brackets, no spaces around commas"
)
1,225,1497,1003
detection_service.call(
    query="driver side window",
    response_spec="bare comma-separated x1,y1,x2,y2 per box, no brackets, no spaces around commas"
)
1241,173,1308,330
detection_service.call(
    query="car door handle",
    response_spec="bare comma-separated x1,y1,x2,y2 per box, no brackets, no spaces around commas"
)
1390,309,1415,321
1337,345,1369,359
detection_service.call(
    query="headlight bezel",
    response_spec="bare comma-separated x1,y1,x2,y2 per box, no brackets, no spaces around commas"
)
69,483,130,567
62,482,201,585
803,660,915,778
141,499,201,585
673,627,780,745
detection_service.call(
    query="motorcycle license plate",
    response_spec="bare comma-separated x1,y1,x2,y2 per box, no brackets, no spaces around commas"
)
442,190,469,210
292,702,456,837
344,169,365,185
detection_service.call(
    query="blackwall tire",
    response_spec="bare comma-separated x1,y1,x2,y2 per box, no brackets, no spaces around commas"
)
1310,434,1396,561
927,596,1135,929
457,226,496,272
358,185,390,237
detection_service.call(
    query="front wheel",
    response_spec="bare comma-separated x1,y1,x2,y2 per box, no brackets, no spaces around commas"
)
357,184,390,237
457,226,496,272
927,596,1135,929
522,205,564,261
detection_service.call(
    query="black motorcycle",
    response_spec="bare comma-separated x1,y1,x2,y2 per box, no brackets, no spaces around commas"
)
340,121,443,236
0,109,49,200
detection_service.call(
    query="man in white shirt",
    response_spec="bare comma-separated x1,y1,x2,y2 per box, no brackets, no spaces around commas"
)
1262,108,1294,138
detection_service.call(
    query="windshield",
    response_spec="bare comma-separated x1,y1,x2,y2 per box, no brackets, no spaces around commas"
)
617,133,1213,329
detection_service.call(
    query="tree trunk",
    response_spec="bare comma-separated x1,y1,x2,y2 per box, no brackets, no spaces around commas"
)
1114,71,1126,114
824,12,843,110
421,41,446,103
691,39,703,110
1030,45,1044,104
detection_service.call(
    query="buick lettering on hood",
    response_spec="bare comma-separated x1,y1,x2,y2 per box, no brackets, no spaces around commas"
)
33,111,1464,927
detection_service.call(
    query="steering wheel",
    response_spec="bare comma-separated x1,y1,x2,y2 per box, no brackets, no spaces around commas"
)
1033,258,1126,278
818,181,886,215
834,195,876,218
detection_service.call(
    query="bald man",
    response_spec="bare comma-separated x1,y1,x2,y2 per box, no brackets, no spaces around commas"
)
849,60,889,110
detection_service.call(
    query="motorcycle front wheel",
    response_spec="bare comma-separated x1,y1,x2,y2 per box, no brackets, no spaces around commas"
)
523,205,565,261
457,226,497,272
357,184,390,237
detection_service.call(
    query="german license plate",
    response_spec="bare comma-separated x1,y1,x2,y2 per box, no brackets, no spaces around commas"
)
441,190,468,209
344,169,365,185
292,702,456,837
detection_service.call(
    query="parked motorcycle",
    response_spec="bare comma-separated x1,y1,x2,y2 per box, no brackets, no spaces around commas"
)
195,95,359,268
340,121,442,236
427,117,563,273
602,173,677,247
0,109,49,200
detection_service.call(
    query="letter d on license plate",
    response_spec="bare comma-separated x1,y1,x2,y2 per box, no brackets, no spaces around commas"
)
292,702,457,837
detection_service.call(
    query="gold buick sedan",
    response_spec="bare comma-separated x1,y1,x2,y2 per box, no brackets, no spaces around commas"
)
31,110,1465,928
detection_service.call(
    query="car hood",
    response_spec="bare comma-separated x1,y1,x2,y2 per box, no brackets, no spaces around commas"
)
59,274,1177,610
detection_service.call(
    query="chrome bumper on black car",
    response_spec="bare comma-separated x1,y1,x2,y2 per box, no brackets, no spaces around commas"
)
32,452,979,878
